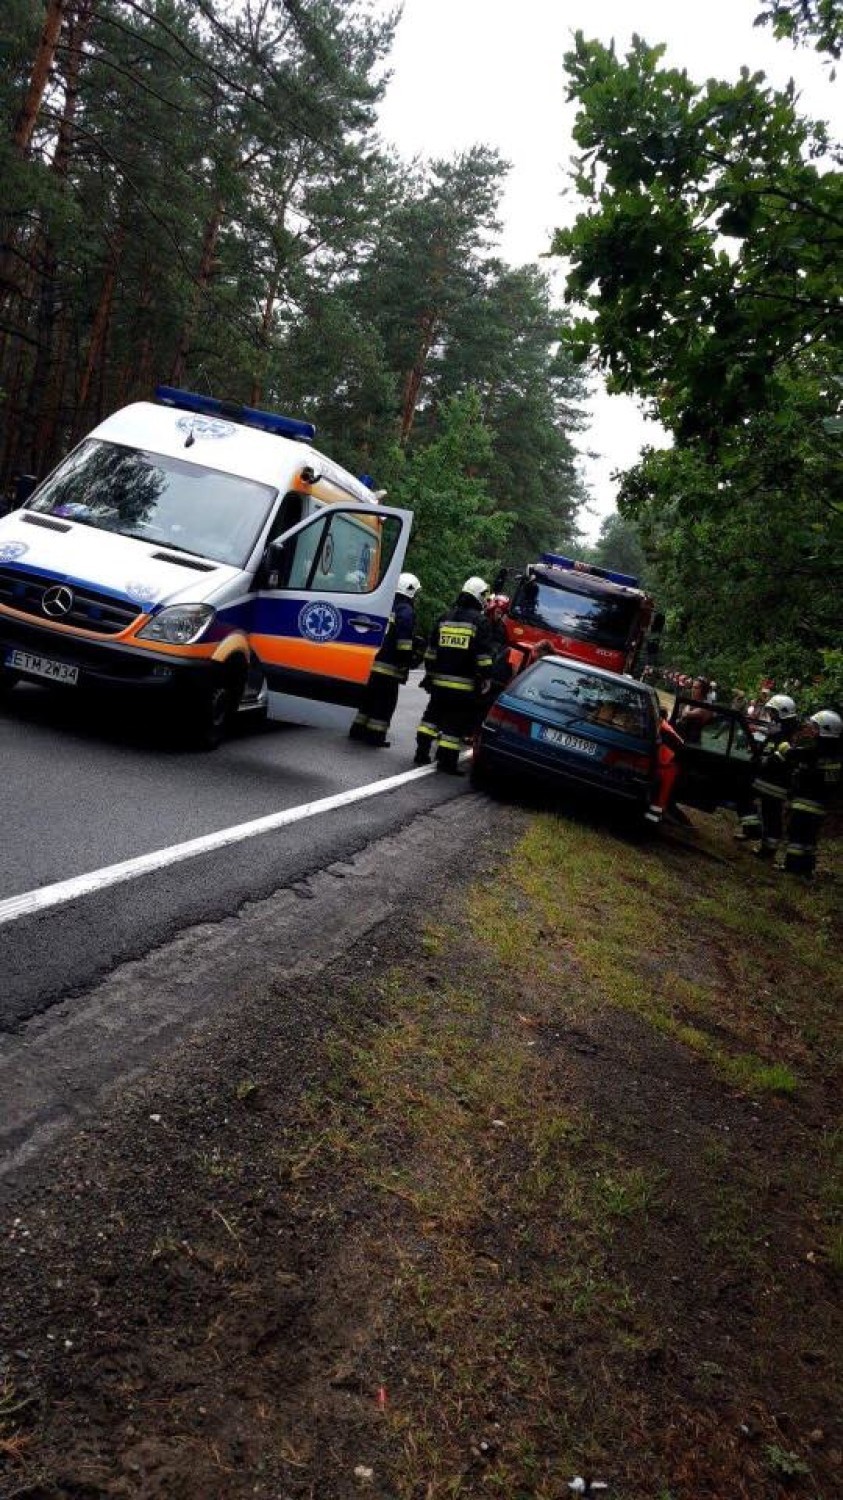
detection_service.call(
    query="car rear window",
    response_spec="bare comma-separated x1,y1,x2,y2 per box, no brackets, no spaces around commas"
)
509,661,655,738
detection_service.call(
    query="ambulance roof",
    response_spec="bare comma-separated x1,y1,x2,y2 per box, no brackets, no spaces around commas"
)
88,401,377,505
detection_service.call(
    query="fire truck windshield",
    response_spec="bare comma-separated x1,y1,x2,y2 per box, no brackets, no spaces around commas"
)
511,577,638,650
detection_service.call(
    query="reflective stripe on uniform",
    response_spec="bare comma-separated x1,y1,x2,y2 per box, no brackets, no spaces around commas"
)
438,733,461,752
365,718,389,734
752,779,787,799
790,799,824,816
370,661,404,680
430,674,475,691
417,721,438,739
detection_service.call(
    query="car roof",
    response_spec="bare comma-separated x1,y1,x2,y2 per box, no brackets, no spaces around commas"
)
528,655,655,693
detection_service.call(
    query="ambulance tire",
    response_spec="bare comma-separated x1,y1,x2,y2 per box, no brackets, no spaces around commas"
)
182,663,244,751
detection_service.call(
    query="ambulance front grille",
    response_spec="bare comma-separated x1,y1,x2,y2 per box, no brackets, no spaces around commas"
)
0,567,141,635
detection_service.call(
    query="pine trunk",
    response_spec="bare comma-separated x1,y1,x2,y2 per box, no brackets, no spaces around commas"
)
249,270,281,406
77,229,125,417
399,309,437,445
26,0,94,470
170,199,225,385
13,0,69,153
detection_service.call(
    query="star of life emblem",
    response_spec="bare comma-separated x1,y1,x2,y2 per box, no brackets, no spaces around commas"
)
298,600,342,644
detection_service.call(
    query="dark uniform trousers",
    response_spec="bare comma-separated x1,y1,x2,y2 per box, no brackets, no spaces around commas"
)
783,744,841,875
349,598,415,746
416,604,493,771
751,733,791,856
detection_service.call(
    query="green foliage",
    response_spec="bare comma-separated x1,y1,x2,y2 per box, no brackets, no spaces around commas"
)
1,10,587,565
556,29,842,688
390,390,514,629
588,510,651,583
755,1,843,60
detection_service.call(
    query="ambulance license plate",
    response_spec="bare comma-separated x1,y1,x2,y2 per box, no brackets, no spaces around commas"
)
537,725,597,756
6,649,79,686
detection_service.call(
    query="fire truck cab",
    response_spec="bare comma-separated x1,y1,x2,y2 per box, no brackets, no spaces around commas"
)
497,553,662,678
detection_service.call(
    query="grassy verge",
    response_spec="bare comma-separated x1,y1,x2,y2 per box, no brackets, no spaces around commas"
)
296,808,841,1497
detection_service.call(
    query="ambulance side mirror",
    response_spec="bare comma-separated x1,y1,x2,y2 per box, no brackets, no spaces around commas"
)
260,535,291,590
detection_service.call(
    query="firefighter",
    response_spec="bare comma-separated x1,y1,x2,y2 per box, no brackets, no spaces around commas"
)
348,572,421,747
749,693,799,856
781,710,842,877
414,576,494,774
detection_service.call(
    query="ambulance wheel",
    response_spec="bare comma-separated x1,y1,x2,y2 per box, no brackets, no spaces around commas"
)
183,670,239,751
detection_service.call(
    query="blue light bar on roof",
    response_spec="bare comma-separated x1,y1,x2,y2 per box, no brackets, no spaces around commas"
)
155,385,315,443
539,552,640,589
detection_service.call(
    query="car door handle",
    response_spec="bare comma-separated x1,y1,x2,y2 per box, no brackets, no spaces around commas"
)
349,616,383,632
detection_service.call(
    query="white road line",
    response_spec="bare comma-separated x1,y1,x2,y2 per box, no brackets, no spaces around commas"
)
0,762,443,928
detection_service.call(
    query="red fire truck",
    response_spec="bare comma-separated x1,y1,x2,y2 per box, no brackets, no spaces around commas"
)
492,553,663,677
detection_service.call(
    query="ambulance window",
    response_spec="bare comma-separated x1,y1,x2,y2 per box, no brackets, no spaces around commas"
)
280,510,400,593
268,492,305,542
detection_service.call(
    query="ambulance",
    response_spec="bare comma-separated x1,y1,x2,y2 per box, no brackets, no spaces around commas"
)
0,387,413,747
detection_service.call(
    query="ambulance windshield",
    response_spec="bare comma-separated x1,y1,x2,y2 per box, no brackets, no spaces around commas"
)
511,576,637,650
28,439,276,567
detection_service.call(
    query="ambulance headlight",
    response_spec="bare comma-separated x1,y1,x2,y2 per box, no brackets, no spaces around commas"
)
137,604,215,645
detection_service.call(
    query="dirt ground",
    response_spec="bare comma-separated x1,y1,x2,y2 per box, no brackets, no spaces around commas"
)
0,796,840,1499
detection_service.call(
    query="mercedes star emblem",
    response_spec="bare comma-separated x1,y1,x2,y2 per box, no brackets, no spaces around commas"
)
41,585,74,618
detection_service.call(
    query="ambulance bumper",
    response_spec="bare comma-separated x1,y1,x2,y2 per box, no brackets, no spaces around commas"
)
0,614,215,695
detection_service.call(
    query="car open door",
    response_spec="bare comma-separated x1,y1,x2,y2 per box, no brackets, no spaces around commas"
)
670,696,760,812
250,503,412,728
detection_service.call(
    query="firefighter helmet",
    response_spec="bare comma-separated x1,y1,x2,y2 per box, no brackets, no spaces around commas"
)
461,575,490,604
397,572,421,600
766,693,797,722
809,710,842,738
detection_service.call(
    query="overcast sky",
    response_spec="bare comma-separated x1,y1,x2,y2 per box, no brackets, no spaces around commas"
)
373,0,841,541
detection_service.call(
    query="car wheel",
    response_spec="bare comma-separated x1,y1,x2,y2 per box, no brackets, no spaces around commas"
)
470,754,495,792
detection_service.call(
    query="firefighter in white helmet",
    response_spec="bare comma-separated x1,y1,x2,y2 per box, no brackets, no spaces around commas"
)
415,576,493,774
348,572,421,748
748,693,800,857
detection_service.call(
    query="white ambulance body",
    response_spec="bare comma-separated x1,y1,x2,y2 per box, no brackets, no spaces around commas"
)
0,388,412,746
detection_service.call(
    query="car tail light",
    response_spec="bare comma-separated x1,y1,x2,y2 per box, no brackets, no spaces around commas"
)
485,702,531,735
604,747,653,773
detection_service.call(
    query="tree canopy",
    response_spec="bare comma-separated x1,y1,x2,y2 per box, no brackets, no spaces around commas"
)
554,23,842,698
0,2,587,577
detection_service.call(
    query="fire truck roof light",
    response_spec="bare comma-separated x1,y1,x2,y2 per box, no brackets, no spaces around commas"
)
539,553,640,589
155,385,316,443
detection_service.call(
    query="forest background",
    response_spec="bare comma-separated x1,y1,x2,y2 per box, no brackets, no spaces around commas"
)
0,0,840,700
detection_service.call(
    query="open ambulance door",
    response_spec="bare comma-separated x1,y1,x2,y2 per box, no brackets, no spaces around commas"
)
250,503,412,729
669,696,760,812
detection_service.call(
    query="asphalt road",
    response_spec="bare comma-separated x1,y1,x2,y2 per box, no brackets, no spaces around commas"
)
0,672,470,1027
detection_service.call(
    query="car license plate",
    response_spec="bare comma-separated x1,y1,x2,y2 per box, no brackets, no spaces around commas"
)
6,649,79,686
537,724,598,756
